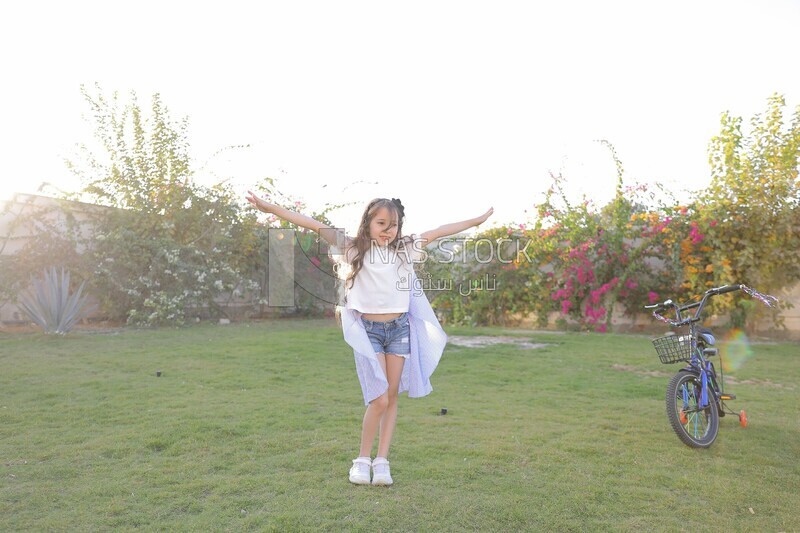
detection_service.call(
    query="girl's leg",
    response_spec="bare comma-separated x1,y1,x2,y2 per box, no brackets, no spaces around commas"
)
376,353,405,459
358,353,389,458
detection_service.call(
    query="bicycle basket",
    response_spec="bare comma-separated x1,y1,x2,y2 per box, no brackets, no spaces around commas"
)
652,335,693,364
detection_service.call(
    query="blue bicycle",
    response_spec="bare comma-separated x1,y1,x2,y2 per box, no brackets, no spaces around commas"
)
645,284,776,448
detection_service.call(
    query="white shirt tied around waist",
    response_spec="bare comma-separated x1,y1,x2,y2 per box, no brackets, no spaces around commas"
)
345,237,425,314
340,270,447,405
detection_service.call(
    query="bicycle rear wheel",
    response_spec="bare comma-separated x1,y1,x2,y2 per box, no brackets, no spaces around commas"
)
666,371,719,448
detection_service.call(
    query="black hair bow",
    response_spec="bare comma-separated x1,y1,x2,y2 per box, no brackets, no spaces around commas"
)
391,198,405,218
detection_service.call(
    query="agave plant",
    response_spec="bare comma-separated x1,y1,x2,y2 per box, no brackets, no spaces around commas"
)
18,267,95,335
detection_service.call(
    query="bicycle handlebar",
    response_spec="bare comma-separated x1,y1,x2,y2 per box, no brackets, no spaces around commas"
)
643,299,674,312
644,284,744,326
709,283,742,295
646,283,777,327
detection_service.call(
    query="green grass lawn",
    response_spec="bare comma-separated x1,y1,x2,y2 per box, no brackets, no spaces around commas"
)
1,320,798,531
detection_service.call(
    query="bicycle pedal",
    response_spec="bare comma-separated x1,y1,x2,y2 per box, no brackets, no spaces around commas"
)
720,394,736,400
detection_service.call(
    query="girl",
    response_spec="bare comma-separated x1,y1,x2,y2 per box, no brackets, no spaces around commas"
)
246,191,493,486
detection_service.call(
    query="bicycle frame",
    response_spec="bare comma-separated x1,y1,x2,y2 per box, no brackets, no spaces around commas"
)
673,324,717,414
687,347,715,411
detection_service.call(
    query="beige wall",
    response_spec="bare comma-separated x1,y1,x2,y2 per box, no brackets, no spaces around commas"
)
755,283,800,339
1,193,102,323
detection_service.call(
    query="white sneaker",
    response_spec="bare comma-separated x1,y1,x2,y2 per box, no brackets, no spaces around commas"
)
371,457,393,486
349,457,371,485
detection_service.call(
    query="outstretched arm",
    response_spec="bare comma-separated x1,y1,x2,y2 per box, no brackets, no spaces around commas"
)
417,207,494,247
246,190,340,246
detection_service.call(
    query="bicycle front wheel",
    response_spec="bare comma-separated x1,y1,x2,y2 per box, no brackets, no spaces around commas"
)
666,371,719,448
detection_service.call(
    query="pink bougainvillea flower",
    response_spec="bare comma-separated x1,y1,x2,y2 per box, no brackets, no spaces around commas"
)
689,227,704,244
648,291,660,304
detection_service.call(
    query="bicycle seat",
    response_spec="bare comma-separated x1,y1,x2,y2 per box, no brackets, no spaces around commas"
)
698,328,716,346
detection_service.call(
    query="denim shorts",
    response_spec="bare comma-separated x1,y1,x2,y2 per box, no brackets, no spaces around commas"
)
361,313,411,357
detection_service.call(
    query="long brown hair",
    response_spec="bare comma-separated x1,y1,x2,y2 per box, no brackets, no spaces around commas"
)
345,198,408,290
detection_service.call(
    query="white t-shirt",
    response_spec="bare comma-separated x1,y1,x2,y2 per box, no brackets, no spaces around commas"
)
337,236,425,314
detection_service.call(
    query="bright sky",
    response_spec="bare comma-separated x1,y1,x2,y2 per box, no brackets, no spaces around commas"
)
2,0,798,233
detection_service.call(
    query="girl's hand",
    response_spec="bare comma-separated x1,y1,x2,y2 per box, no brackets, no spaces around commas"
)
245,190,274,213
244,190,330,235
476,207,494,225
419,207,495,245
